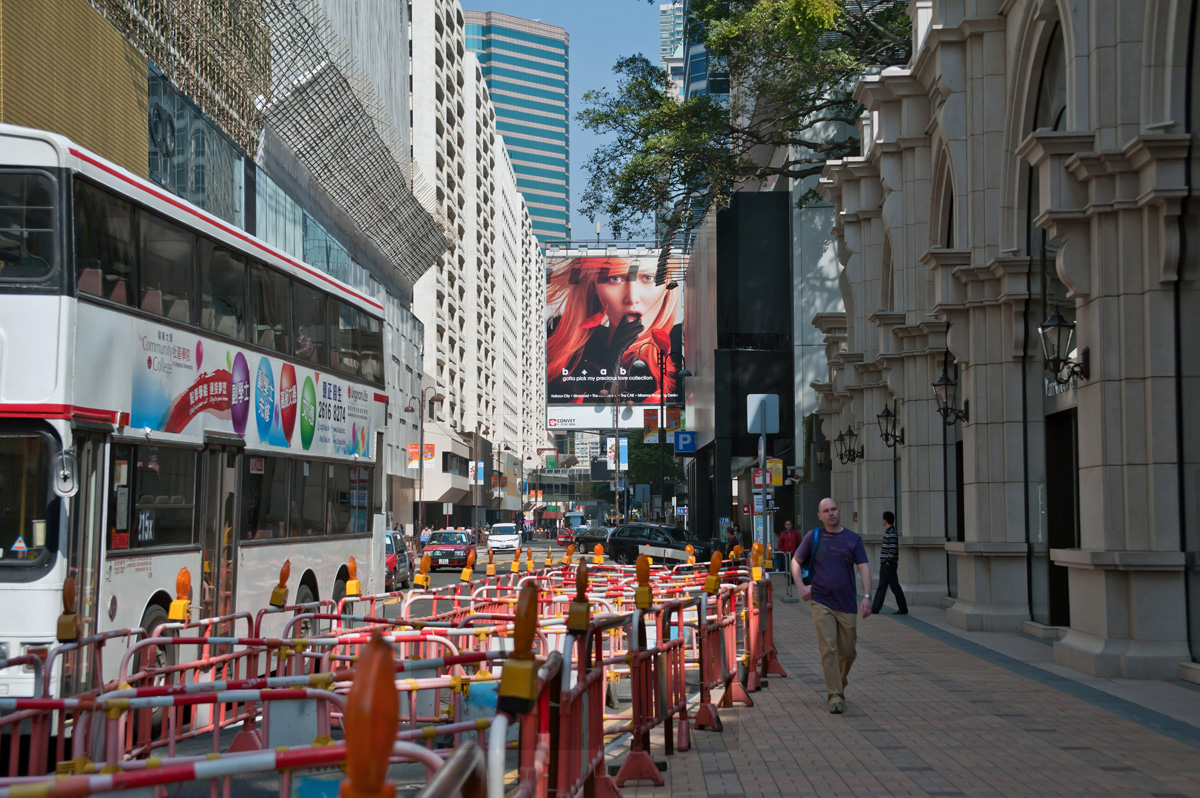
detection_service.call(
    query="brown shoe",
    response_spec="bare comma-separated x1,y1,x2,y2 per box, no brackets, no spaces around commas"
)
830,701,844,714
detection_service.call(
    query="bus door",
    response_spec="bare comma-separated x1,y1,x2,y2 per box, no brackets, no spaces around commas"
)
200,447,240,631
65,432,106,693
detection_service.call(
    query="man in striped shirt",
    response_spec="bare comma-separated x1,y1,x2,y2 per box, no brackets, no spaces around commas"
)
872,511,909,615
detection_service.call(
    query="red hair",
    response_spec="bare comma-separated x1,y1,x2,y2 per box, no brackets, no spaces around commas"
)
546,257,679,398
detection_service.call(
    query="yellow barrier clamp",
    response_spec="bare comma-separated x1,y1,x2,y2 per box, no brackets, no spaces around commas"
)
346,556,363,598
525,547,535,572
103,698,130,721
751,541,764,582
592,543,605,565
269,560,291,608
561,544,576,566
510,547,521,574
460,548,477,583
497,583,540,715
486,548,496,577
635,555,652,610
414,554,432,589
168,566,191,622
566,563,590,633
705,552,723,595
56,576,81,644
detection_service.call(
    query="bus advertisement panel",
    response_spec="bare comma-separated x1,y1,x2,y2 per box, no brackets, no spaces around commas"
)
130,318,373,458
545,253,685,430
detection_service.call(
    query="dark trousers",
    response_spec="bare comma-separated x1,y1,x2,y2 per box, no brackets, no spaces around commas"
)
873,559,908,614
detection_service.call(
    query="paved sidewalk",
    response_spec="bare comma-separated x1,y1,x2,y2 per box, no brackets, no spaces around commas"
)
617,597,1200,798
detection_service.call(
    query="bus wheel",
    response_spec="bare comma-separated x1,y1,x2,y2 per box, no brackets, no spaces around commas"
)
131,604,176,743
294,584,316,640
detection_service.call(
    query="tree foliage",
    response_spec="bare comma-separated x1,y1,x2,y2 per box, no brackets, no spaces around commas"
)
579,0,911,235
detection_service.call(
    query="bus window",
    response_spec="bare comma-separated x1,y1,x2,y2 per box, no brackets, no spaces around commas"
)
241,455,289,540
0,434,56,566
248,263,290,355
200,239,246,341
328,300,359,378
358,312,383,385
74,180,134,305
291,460,327,537
112,445,196,550
329,463,371,536
293,282,327,366
139,214,195,324
0,172,56,281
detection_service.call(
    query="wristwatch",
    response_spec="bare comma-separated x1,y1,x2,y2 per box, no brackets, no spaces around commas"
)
863,594,871,600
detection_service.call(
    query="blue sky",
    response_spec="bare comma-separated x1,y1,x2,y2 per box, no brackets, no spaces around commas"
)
461,0,661,241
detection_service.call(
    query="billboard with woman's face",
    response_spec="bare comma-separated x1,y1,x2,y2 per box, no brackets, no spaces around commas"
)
545,254,684,429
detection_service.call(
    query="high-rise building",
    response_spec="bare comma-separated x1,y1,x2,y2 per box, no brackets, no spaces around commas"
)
659,1,686,98
463,11,569,244
679,0,727,100
410,0,550,525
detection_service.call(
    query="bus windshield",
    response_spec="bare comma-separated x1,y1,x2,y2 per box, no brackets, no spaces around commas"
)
0,434,56,569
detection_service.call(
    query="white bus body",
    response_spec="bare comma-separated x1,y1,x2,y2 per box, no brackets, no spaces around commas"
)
0,125,389,698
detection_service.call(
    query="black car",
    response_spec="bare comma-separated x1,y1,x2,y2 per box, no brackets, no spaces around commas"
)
605,523,712,565
572,526,612,553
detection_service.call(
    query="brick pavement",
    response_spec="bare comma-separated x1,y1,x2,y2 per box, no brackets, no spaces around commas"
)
616,598,1200,798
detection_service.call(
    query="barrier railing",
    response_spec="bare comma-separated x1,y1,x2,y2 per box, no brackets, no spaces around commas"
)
1,548,794,798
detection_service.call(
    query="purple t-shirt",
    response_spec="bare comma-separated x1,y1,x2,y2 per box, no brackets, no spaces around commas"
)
794,527,868,614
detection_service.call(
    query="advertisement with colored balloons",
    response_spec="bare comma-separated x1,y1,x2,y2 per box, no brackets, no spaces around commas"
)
130,320,372,458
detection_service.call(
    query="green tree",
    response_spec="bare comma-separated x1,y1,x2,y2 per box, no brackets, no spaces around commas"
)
579,0,910,235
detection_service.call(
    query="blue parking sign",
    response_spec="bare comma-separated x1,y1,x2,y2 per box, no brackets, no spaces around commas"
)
674,431,696,453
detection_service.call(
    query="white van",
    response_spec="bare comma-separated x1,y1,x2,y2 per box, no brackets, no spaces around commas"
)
488,523,522,551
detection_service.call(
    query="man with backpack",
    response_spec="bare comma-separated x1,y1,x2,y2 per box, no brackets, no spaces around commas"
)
790,498,872,715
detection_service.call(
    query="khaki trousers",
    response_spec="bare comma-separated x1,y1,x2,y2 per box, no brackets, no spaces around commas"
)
811,601,857,704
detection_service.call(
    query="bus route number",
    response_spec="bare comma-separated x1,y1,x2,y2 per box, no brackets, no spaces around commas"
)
318,401,345,423
137,511,155,543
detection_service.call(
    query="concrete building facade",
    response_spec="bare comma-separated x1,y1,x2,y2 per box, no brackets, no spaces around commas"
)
814,0,1199,680
410,0,549,524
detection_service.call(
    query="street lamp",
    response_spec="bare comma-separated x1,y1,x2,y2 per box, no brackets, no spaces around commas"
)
471,422,490,531
932,366,969,424
833,426,863,464
877,403,904,448
404,388,444,551
635,343,691,521
1038,306,1090,385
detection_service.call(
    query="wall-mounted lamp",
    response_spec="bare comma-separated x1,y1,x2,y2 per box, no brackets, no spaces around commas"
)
833,427,863,464
931,367,969,424
1039,307,1090,385
877,403,904,448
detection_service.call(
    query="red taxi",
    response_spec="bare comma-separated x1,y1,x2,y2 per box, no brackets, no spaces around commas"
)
556,527,575,546
423,530,474,571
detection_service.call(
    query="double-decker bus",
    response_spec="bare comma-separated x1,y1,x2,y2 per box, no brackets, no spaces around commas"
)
0,124,389,698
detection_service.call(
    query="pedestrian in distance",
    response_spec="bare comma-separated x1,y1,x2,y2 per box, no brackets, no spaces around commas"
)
873,511,908,615
723,524,741,558
790,498,872,715
775,519,799,576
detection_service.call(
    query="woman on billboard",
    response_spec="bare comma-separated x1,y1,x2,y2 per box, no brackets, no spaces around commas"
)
546,256,682,403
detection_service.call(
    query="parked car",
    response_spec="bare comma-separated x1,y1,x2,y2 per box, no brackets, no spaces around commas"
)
572,526,613,553
605,523,712,565
556,527,575,547
423,530,474,571
384,532,412,590
487,522,522,552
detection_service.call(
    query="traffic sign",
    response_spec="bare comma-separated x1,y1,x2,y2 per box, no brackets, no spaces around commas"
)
674,431,696,453
753,468,772,488
742,503,750,516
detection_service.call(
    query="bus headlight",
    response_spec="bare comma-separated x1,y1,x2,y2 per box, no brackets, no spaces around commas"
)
0,643,8,661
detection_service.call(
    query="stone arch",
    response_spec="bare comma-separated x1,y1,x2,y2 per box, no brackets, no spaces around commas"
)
999,0,1084,255
929,141,959,250
1141,0,1194,131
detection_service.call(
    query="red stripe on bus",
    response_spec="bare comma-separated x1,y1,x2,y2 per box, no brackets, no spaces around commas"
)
374,392,389,405
0,403,120,423
68,148,385,313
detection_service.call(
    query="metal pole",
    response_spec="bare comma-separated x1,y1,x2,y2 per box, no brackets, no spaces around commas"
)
659,350,665,522
417,400,425,554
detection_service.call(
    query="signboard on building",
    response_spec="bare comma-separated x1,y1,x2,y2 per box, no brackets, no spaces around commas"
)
545,252,686,430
